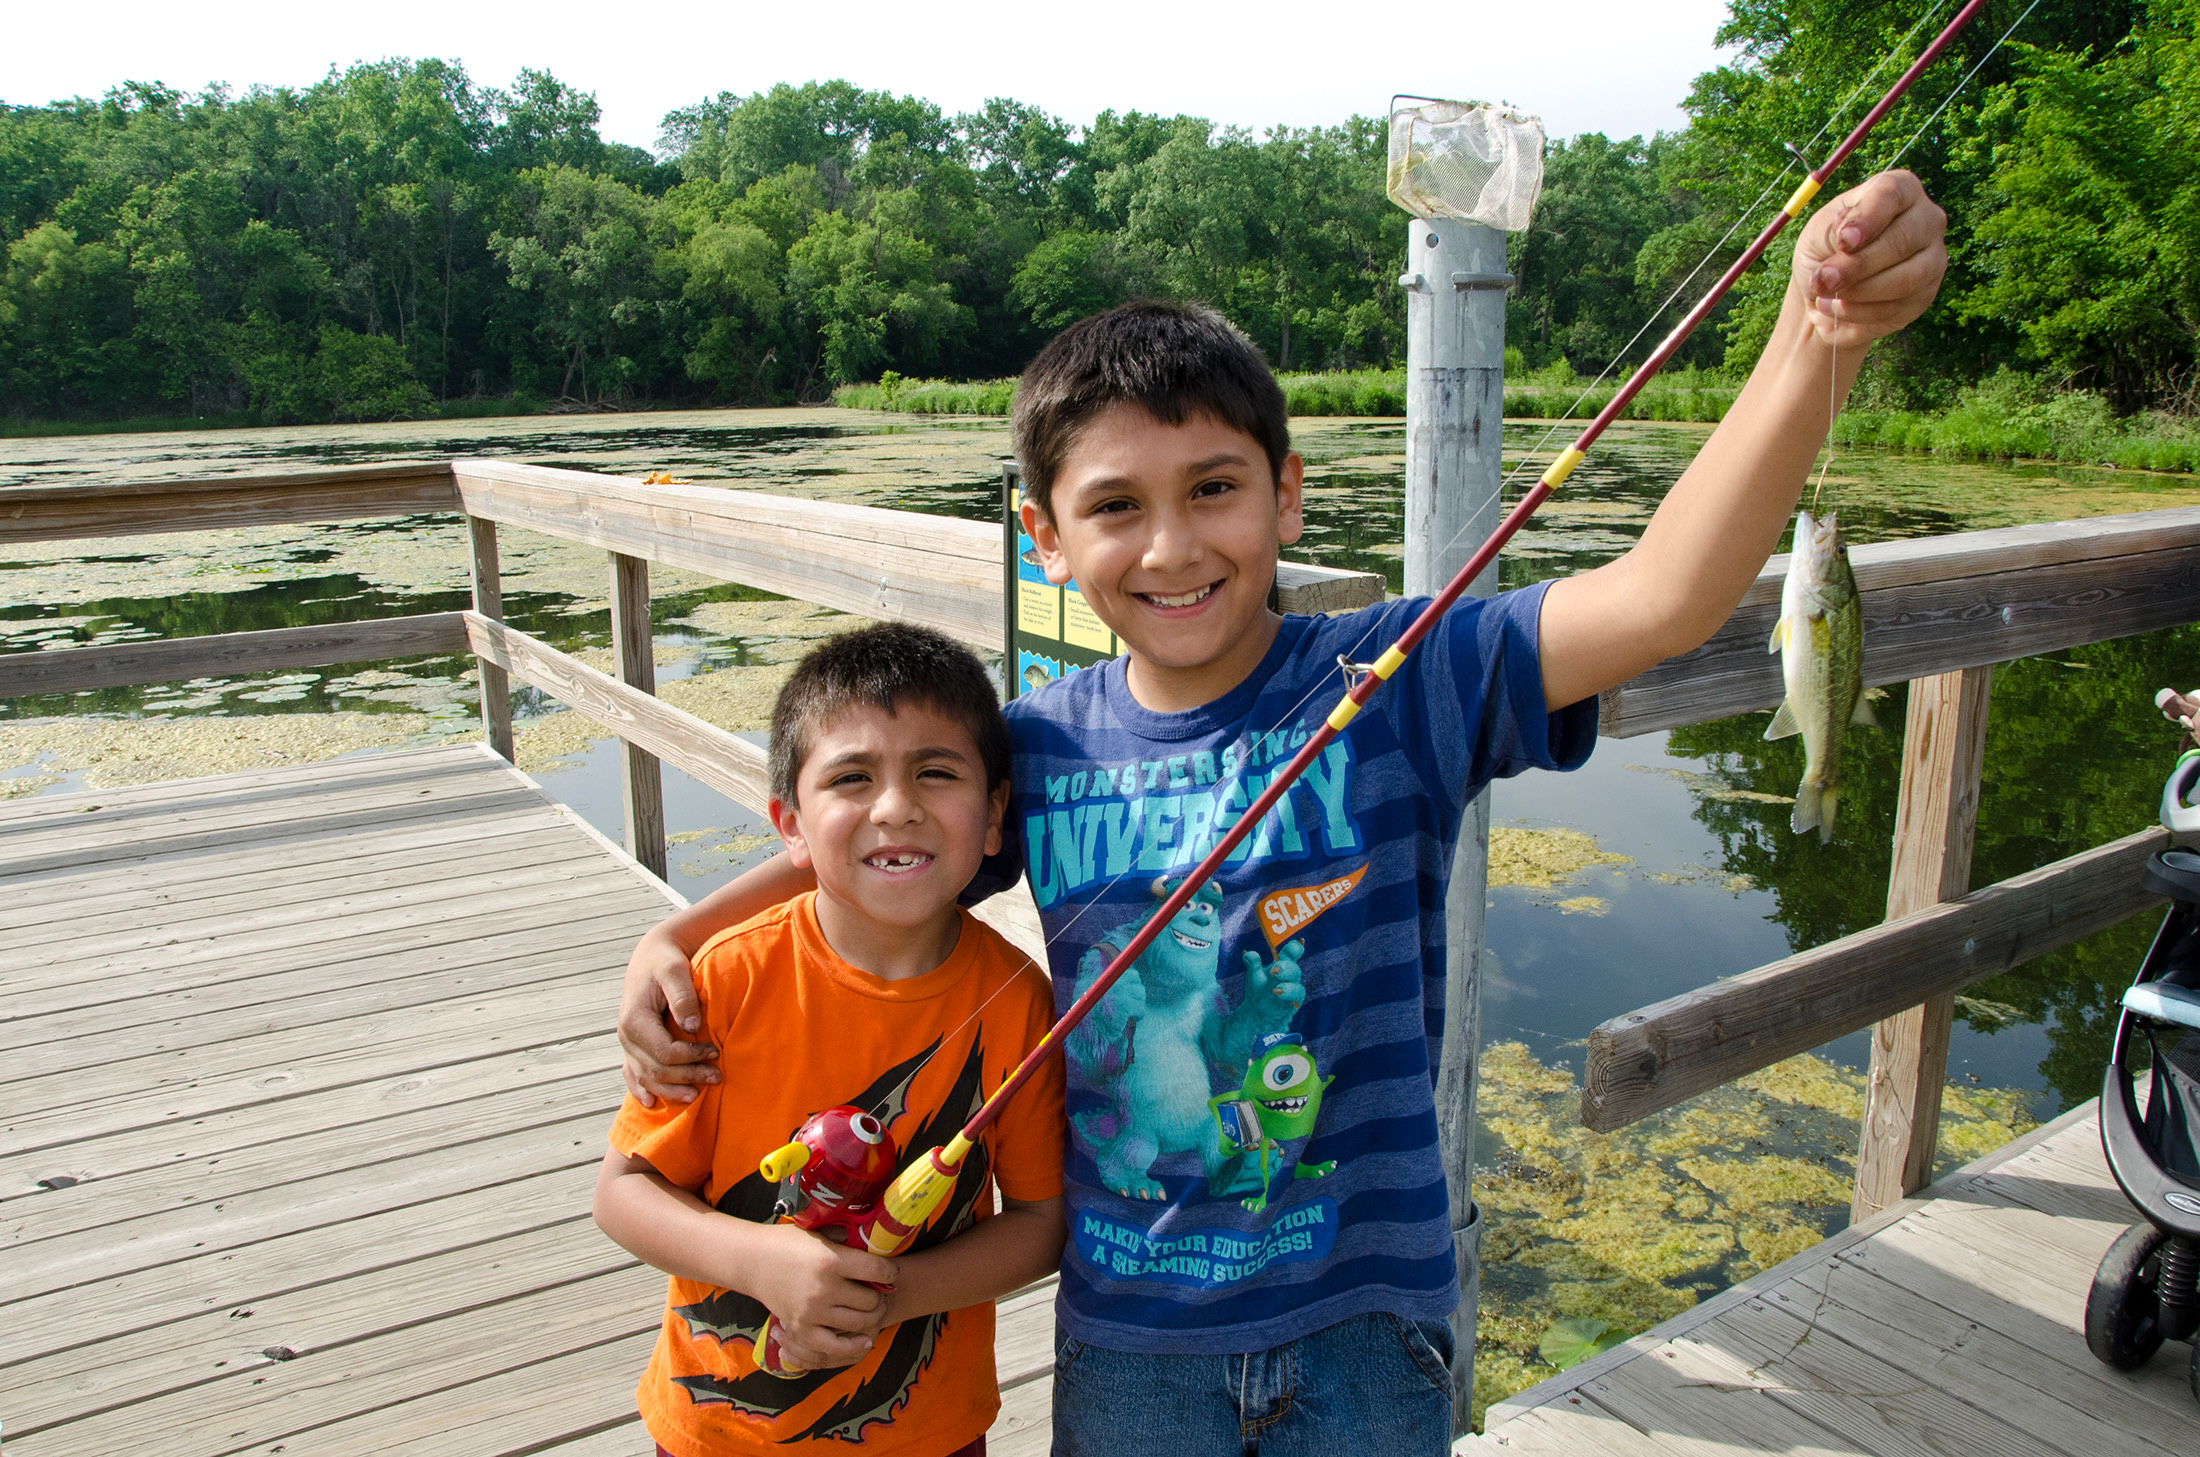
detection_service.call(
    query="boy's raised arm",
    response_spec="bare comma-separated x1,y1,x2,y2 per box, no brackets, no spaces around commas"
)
1537,170,1947,711
620,850,816,1106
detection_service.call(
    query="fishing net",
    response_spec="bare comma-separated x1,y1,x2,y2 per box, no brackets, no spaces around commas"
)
1385,100,1546,230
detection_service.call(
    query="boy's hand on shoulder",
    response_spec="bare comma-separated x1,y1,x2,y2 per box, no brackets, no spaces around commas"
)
746,1225,897,1366
1791,169,1947,350
618,937,718,1108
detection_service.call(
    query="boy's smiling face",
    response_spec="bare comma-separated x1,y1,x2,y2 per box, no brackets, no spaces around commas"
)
1025,403,1304,712
770,699,1008,978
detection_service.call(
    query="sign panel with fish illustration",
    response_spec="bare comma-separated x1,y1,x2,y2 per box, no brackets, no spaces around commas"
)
1003,461,1120,699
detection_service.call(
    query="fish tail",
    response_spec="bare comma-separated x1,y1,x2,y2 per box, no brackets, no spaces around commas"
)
1819,785,1839,844
1791,780,1826,840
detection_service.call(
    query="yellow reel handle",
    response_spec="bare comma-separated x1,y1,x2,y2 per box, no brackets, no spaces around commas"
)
759,1140,811,1183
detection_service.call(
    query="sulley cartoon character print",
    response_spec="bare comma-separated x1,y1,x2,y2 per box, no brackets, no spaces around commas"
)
1063,877,1308,1202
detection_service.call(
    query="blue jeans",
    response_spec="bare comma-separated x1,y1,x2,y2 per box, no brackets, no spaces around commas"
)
1050,1312,1455,1456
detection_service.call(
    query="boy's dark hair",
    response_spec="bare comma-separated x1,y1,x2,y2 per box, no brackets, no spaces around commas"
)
768,622,1010,805
1012,299,1289,520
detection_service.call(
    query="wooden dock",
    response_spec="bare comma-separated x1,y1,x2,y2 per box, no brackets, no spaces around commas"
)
0,744,1055,1455
6,745,2193,1456
1468,1102,2197,1456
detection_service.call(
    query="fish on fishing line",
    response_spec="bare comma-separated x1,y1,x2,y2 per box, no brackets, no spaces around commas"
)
1766,509,1877,843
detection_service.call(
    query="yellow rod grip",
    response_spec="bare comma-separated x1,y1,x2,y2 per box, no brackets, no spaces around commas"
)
1325,697,1363,732
1782,175,1823,218
758,1141,810,1183
1540,446,1587,490
1372,645,1408,680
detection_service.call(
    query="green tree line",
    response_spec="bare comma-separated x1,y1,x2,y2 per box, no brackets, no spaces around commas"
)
1,0,2192,425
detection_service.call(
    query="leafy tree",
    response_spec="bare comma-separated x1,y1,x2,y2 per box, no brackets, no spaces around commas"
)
1508,133,1721,372
490,164,664,403
1008,229,1131,332
0,221,140,410
1960,1,2199,411
1670,0,2148,402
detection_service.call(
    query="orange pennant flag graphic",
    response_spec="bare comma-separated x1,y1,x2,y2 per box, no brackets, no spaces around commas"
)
1257,864,1367,949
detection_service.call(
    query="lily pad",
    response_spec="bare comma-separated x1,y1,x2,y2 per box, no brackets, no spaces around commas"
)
1537,1316,1626,1370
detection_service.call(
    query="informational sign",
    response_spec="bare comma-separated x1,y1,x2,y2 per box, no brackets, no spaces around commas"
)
1002,461,1119,701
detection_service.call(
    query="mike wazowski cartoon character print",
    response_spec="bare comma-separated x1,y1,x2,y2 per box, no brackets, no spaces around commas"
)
1209,1032,1335,1212
1063,877,1333,1208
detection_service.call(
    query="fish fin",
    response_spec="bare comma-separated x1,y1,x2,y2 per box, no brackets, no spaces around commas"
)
1850,697,1878,728
1818,786,1840,844
1767,620,1787,654
1791,781,1824,837
1765,700,1801,740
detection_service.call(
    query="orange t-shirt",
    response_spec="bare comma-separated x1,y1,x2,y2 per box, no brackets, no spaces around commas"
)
609,893,1065,1457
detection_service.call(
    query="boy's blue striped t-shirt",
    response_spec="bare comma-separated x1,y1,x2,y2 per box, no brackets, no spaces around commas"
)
975,583,1596,1354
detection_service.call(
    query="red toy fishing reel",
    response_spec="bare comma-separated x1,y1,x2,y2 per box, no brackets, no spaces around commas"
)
754,1105,898,1376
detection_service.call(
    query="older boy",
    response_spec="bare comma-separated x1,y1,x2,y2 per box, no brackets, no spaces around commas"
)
594,623,1066,1457
619,171,1947,1453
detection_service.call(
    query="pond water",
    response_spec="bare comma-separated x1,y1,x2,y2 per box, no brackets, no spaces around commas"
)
8,406,2198,1416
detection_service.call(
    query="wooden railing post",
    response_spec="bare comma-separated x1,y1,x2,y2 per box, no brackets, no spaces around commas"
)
1853,664,1993,1221
467,518,515,762
610,551,668,880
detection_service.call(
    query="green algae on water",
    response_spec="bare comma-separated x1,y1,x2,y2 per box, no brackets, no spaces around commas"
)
1467,1040,2036,1430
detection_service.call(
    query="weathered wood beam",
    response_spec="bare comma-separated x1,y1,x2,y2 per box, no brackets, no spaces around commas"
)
1600,506,2200,737
453,460,1008,649
461,612,771,818
1274,560,1387,616
609,552,667,880
468,518,514,762
1582,821,2173,1131
0,614,471,699
1853,664,1992,1221
451,461,1384,651
0,464,461,544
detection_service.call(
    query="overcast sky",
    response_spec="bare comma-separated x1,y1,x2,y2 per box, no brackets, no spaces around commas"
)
5,0,1740,151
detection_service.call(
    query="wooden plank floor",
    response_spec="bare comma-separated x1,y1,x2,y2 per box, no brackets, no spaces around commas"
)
1467,1102,2198,1455
0,744,1061,1456
35,745,2174,1456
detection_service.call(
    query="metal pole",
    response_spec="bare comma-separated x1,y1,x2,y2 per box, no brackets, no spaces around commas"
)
1401,215,1510,1434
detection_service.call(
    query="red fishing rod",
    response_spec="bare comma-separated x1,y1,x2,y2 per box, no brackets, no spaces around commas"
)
798,0,1993,1261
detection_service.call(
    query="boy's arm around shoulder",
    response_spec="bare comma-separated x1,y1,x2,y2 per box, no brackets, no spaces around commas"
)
618,849,817,1107
1537,170,1947,711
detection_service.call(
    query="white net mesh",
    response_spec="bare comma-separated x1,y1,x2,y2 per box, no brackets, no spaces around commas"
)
1386,100,1546,231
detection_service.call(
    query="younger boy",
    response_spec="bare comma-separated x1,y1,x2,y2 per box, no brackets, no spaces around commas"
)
618,171,1948,1452
594,622,1066,1457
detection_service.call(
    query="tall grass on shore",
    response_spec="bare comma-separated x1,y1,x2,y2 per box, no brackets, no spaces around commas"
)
1833,369,2200,474
1277,363,1738,423
0,394,552,439
829,372,1016,415
833,361,2199,475
831,360,1741,423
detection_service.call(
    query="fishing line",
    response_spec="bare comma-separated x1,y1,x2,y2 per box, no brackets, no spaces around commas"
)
1812,292,1843,517
1011,0,1976,974
820,0,1997,1248
1412,0,1964,586
1888,0,2046,170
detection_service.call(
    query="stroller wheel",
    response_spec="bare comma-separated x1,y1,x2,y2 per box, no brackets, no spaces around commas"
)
2088,1223,2171,1369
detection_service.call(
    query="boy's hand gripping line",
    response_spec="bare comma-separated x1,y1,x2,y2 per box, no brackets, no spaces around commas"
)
746,2,1991,1376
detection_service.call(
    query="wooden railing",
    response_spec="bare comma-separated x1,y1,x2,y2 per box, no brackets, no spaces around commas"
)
10,460,2192,1217
1588,504,2200,1218
0,459,1383,889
